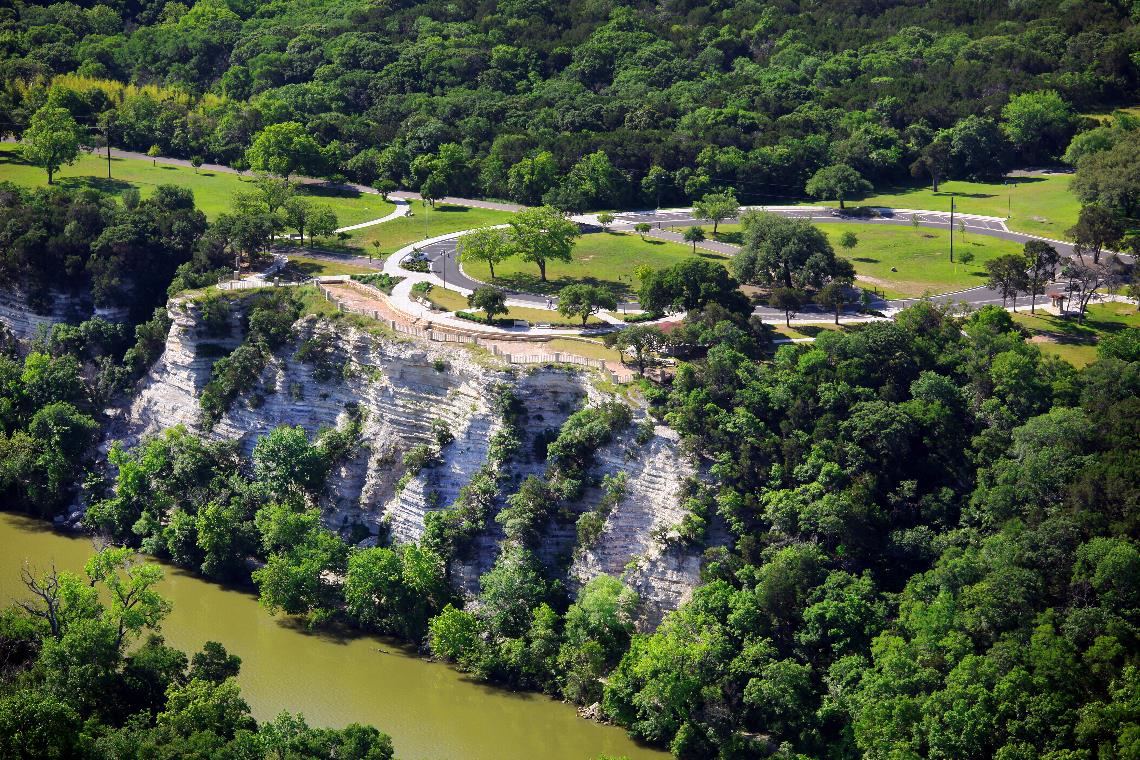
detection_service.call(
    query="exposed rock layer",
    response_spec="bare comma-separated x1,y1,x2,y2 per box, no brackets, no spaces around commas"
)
115,294,712,625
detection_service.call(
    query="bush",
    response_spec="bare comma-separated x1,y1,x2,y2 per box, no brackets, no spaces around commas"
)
351,273,403,294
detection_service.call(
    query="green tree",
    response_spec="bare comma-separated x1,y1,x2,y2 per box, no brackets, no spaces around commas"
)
508,206,581,282
420,173,447,207
246,122,321,179
345,544,449,640
815,280,849,325
252,425,329,498
1067,203,1124,264
558,575,638,704
147,145,161,166
910,135,951,192
307,205,338,244
734,212,844,288
1022,240,1060,314
805,164,871,210
20,106,84,185
596,212,615,231
1001,89,1073,163
682,226,706,252
611,325,665,374
693,191,739,235
839,231,858,251
284,196,313,241
558,284,617,325
1072,130,1140,217
769,287,804,327
641,165,669,208
458,227,513,280
634,222,651,239
507,151,558,205
467,286,508,321
984,254,1030,309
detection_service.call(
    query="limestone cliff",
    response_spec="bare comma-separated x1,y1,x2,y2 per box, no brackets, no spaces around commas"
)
0,287,95,341
113,293,714,626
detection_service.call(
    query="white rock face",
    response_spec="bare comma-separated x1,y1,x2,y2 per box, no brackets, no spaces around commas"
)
113,295,715,626
566,425,707,629
0,287,93,341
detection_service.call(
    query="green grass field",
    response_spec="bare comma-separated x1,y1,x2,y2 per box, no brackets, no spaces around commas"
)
280,256,376,280
1011,302,1140,367
805,174,1079,239
822,223,1027,298
546,338,621,362
463,231,726,297
0,143,394,225
347,203,516,256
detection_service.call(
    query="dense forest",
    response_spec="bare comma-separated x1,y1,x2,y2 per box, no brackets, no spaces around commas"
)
2,0,1139,207
3,0,1140,758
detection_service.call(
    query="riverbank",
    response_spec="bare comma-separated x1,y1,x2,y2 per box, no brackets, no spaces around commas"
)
0,511,665,760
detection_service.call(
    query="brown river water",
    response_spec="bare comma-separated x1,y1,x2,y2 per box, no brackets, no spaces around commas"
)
0,512,666,760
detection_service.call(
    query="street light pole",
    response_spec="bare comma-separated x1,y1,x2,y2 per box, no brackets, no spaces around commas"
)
949,195,955,264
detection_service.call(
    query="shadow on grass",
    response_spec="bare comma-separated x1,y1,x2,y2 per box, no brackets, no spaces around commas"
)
304,183,362,200
852,256,879,263
56,176,134,194
713,231,743,245
487,272,630,298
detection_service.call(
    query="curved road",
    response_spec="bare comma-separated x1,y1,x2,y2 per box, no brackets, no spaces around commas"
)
417,206,1097,319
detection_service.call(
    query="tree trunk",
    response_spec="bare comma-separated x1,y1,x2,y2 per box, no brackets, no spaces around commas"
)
932,173,939,193
538,259,547,281
839,197,845,210
46,167,54,185
834,304,840,325
489,260,495,279
1030,282,1038,314
785,310,791,327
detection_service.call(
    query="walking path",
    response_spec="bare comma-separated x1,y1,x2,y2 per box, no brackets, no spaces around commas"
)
335,199,410,233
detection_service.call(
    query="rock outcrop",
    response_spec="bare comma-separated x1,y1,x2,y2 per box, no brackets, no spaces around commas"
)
0,287,95,342
113,292,715,625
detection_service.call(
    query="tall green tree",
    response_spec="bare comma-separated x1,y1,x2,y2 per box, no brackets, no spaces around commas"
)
507,206,581,282
693,191,739,235
557,284,617,325
458,227,514,280
20,106,84,185
805,164,871,209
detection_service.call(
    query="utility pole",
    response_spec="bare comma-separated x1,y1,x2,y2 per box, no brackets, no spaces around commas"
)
949,195,955,264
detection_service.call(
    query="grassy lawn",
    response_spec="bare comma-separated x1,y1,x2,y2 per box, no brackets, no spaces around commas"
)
347,203,515,256
1011,302,1140,367
821,223,1026,298
463,231,726,297
421,285,470,312
280,256,376,280
546,338,622,362
802,174,1079,239
500,304,605,326
0,143,394,225
672,223,745,245
769,323,845,340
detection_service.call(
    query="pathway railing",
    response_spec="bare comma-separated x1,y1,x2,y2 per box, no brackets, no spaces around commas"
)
316,282,632,384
